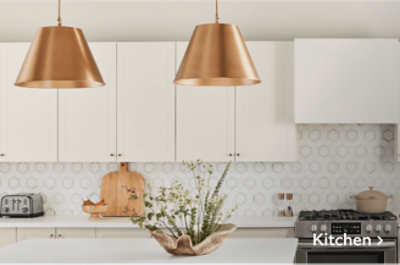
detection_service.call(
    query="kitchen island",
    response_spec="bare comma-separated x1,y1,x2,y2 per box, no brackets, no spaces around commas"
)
0,238,298,263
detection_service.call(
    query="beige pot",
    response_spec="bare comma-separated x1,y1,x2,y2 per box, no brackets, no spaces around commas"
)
350,186,393,213
149,223,236,256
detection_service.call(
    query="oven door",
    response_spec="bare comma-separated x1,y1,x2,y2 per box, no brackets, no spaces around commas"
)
296,239,397,263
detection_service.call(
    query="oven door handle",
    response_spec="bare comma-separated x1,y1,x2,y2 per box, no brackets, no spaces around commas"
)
298,241,396,248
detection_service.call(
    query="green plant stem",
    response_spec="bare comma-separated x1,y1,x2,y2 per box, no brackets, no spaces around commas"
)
147,206,178,238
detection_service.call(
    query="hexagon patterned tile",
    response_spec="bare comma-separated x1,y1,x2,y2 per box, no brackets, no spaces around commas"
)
0,124,399,216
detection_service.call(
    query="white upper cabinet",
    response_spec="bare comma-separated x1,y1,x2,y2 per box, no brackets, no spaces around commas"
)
176,42,235,162
0,43,57,162
295,39,399,124
236,42,297,162
59,43,117,162
117,42,175,162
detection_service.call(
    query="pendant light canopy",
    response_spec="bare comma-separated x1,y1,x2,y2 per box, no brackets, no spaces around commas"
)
174,0,261,86
15,0,104,88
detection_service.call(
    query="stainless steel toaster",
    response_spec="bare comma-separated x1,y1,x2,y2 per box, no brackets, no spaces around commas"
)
0,193,44,218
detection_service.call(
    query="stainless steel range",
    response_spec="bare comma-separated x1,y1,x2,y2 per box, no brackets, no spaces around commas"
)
295,210,398,263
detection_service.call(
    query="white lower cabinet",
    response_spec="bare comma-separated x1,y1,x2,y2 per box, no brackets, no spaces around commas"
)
16,228,95,242
56,228,95,239
96,228,150,239
230,228,295,239
0,228,16,247
4,227,295,246
17,228,55,242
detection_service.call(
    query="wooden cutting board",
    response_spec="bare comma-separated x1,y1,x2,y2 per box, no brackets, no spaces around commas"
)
100,162,144,217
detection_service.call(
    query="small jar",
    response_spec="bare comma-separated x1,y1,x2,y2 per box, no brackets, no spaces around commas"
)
278,193,285,217
286,193,293,217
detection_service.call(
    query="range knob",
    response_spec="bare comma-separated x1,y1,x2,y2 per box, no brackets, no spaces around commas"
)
366,224,373,233
320,224,327,232
375,224,382,233
384,224,391,233
2,206,9,213
310,224,318,233
21,207,28,213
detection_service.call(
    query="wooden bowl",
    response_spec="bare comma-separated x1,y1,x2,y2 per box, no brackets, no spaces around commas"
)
82,205,108,221
150,223,237,256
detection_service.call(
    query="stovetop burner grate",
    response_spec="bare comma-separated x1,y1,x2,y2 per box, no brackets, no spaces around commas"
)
298,209,397,222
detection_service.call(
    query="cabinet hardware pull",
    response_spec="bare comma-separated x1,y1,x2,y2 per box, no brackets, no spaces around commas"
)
110,154,114,156
229,153,232,156
237,153,240,156
118,154,121,156
58,234,61,238
50,234,54,238
0,154,4,156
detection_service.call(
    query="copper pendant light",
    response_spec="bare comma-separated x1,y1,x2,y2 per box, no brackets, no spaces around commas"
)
15,0,105,88
174,0,260,86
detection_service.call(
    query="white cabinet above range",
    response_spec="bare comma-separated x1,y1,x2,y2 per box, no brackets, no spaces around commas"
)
295,39,399,124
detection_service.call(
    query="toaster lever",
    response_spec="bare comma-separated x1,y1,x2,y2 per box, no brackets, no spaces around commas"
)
16,199,21,212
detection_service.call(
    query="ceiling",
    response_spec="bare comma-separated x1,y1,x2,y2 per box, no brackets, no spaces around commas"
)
1,1,400,42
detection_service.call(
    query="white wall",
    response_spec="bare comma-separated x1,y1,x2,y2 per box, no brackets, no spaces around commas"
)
1,1,400,42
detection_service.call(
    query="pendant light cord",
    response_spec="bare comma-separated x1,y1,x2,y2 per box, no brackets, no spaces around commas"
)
57,0,62,26
215,0,220,24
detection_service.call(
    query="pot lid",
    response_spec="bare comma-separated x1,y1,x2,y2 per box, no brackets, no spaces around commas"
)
351,186,393,200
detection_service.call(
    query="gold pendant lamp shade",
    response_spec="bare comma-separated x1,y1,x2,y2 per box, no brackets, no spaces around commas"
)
174,0,260,86
15,0,104,88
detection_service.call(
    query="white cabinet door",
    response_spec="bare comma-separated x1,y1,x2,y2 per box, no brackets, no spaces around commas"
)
59,43,117,162
17,228,55,242
0,228,16,247
117,43,175,162
295,39,399,124
96,228,150,239
236,42,296,162
56,228,95,239
176,42,235,162
0,43,57,162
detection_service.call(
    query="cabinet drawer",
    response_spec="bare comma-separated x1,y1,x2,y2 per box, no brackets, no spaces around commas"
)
230,228,294,239
56,228,96,239
17,228,56,242
96,228,150,239
0,228,17,247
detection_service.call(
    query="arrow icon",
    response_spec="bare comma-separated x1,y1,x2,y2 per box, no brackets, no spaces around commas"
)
378,236,383,245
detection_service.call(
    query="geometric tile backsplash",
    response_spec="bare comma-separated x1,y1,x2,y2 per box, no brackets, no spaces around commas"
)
0,124,399,217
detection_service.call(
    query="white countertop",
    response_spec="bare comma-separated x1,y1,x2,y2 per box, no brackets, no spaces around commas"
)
0,238,298,264
0,215,296,228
